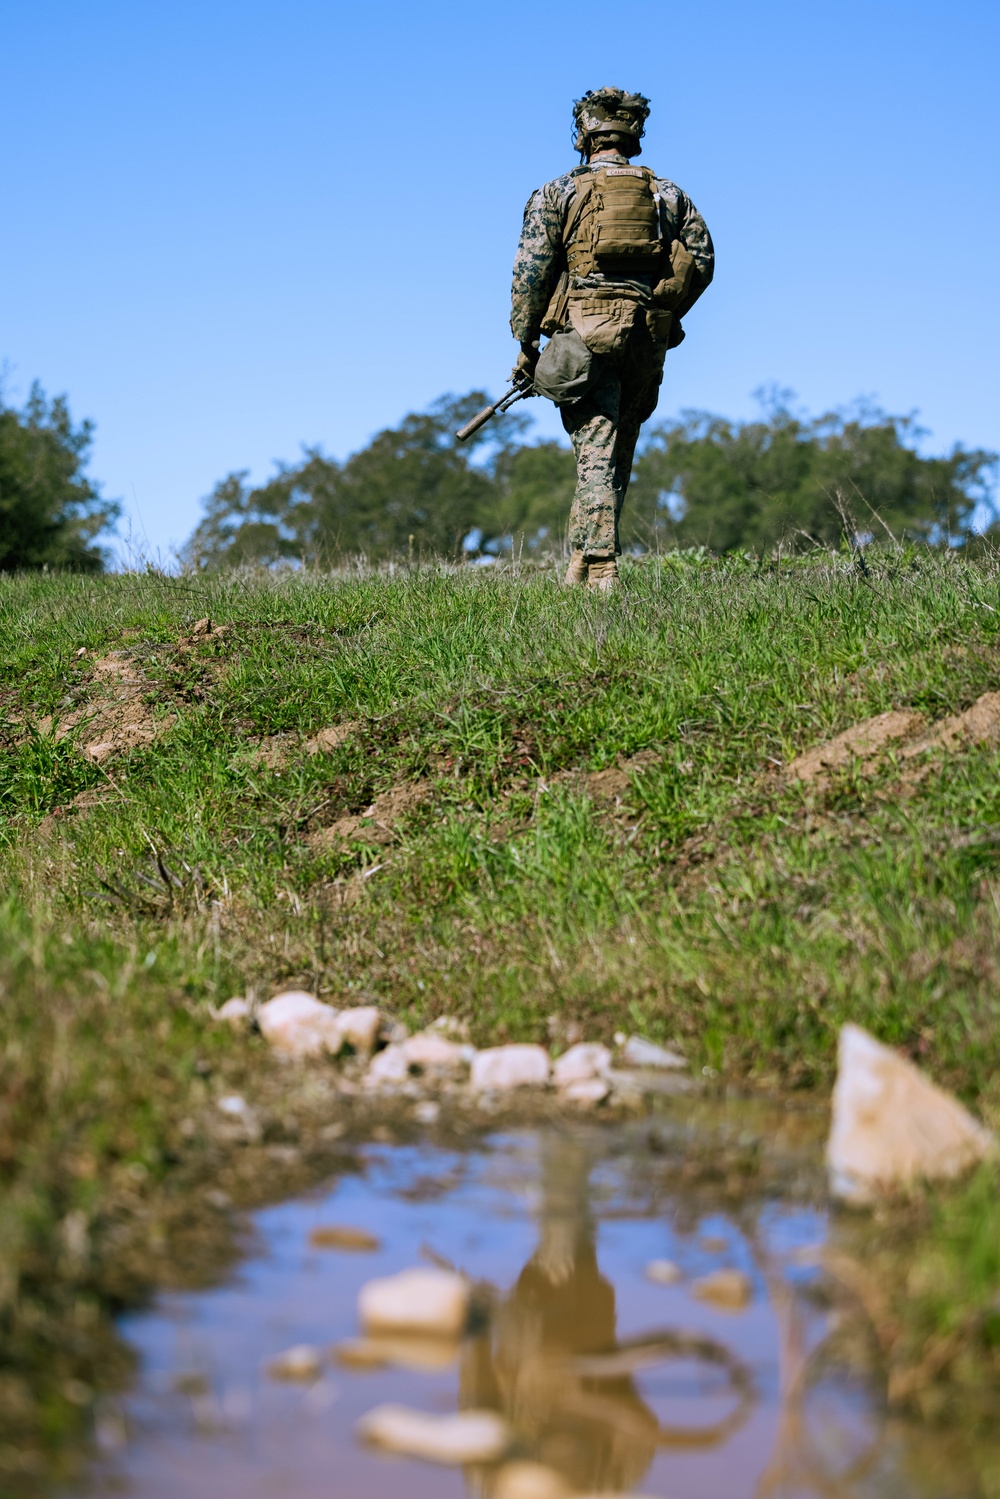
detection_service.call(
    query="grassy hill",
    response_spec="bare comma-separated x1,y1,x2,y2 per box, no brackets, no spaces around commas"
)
2,545,1000,1479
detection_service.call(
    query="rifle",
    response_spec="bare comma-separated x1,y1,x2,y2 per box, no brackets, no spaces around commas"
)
455,381,532,443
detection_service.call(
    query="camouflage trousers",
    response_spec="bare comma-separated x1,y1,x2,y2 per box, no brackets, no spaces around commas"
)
561,320,665,558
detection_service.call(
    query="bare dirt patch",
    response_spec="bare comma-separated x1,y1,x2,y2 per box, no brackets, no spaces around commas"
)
547,750,660,807
308,781,431,852
28,622,236,765
37,650,177,764
900,692,1000,759
787,692,1000,794
787,711,926,786
253,721,359,770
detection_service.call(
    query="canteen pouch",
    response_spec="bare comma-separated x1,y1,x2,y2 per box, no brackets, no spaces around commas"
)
567,287,642,356
532,326,596,405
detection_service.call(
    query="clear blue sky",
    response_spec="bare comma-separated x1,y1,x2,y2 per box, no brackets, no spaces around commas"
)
2,0,998,561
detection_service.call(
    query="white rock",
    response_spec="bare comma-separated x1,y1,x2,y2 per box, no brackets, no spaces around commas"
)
401,1032,470,1073
257,991,343,1059
357,1404,509,1464
215,996,251,1027
336,1005,382,1055
363,1044,409,1090
413,1100,441,1125
494,1461,573,1499
827,1023,994,1203
621,1035,687,1070
561,1077,610,1107
359,1267,470,1339
470,1044,550,1092
267,1344,323,1380
552,1042,612,1087
645,1258,682,1285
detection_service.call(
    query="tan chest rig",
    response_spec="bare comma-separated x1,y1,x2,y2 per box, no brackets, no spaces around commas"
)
542,164,671,356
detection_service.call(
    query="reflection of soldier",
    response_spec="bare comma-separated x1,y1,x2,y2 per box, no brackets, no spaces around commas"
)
461,1136,658,1495
510,87,714,591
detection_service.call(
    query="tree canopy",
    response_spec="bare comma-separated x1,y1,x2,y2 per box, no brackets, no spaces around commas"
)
0,382,118,572
626,392,997,553
184,389,997,569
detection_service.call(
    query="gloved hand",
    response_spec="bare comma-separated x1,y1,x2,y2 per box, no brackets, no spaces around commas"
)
652,239,696,310
511,339,540,389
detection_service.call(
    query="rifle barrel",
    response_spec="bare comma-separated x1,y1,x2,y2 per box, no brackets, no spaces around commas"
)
455,384,529,442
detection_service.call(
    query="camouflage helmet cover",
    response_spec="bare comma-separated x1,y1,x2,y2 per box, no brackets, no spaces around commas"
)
572,86,650,153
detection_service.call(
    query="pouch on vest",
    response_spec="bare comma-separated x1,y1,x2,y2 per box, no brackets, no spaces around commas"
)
540,271,570,336
532,327,595,405
568,286,642,356
645,306,675,352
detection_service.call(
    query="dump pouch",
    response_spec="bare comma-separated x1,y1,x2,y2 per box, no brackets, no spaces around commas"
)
532,326,596,405
567,285,642,355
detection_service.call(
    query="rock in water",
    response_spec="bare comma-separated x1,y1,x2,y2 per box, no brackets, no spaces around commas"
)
257,991,342,1059
494,1462,573,1499
645,1258,682,1285
333,1335,459,1372
552,1042,611,1087
827,1023,994,1203
356,1405,509,1464
691,1268,753,1310
267,1344,323,1380
308,1225,380,1252
358,1267,470,1338
470,1044,550,1092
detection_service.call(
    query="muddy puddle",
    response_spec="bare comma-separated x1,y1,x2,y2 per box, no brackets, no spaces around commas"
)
76,1109,988,1498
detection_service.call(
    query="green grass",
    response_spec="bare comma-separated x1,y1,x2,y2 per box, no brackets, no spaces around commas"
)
3,545,1000,1480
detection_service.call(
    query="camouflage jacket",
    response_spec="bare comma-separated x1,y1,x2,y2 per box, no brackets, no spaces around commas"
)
510,153,715,343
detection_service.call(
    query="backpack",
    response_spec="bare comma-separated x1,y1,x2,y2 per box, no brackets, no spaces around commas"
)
540,164,668,353
565,163,664,279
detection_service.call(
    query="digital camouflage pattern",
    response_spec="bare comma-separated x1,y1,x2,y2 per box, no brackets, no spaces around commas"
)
510,151,715,559
562,322,664,557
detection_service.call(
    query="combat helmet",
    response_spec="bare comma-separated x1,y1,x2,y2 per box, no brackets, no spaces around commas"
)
572,86,650,155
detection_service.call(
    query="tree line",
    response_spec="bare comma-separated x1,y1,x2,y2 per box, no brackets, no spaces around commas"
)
1,381,996,573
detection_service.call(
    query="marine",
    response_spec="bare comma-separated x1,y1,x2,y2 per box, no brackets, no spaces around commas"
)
510,87,714,590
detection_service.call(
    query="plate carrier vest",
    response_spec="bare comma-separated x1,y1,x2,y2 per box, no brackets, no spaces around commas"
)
564,163,664,279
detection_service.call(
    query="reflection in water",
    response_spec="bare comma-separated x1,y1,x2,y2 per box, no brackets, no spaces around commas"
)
462,1135,758,1495
82,1124,993,1499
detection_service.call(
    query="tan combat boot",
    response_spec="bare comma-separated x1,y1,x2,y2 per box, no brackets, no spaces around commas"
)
563,550,588,586
587,556,619,592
